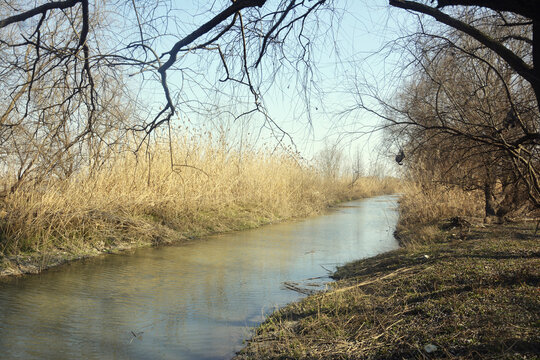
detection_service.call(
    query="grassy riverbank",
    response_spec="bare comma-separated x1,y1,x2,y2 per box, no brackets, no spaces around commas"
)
0,136,400,277
236,187,540,359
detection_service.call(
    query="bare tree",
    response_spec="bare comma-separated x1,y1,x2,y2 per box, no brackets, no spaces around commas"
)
389,0,540,111
316,141,343,180
0,0,332,130
0,0,334,190
349,12,539,218
381,3,540,213
350,147,364,186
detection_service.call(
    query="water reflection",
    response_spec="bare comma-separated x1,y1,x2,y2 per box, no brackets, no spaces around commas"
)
0,195,399,360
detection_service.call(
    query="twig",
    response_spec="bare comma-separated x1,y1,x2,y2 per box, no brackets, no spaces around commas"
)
283,281,316,295
322,267,415,296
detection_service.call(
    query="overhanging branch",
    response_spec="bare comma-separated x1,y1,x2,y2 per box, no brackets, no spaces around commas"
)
0,0,82,28
152,0,267,131
436,0,537,20
389,0,536,85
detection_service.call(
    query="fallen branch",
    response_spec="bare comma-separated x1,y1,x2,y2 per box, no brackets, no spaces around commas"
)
323,267,416,296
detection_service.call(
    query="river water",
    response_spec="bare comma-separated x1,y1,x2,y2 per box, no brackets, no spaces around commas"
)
0,195,399,360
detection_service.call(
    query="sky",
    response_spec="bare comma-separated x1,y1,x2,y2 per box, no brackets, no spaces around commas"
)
239,0,419,174
118,0,419,175
259,0,415,171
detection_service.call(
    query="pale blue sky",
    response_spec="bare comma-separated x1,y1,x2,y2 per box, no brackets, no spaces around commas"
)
122,0,419,174
255,0,416,172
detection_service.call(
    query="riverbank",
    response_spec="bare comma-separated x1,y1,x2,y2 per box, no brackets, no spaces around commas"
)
0,142,400,278
235,219,540,359
0,130,404,278
0,184,371,278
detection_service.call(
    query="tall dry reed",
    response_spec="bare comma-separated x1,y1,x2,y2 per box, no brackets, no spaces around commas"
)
0,134,398,258
396,181,484,245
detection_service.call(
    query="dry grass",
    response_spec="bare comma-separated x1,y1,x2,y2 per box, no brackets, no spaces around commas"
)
395,182,484,246
398,182,484,227
0,134,399,275
350,176,402,200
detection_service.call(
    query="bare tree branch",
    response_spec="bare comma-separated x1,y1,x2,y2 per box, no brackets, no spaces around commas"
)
0,0,82,28
389,0,536,84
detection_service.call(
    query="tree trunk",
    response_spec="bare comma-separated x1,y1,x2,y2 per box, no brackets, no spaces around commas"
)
484,180,497,223
532,19,540,113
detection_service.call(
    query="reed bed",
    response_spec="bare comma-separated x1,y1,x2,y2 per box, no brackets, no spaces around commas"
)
0,134,399,272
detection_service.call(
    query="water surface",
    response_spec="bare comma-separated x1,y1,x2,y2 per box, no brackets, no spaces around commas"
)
0,195,399,359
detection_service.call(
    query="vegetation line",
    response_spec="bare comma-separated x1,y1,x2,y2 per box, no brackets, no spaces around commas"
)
0,134,400,278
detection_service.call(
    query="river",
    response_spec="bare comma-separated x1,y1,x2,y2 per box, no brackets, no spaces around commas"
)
0,195,399,360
